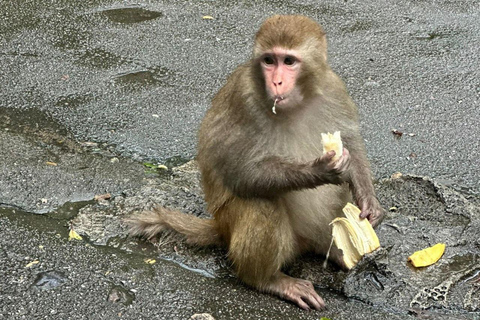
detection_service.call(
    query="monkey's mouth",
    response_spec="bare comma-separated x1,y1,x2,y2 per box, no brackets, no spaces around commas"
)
271,96,286,115
274,96,286,105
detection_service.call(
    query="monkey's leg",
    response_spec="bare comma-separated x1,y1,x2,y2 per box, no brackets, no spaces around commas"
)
225,199,325,310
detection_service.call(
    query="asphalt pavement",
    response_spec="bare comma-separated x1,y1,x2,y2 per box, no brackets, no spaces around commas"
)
1,0,479,319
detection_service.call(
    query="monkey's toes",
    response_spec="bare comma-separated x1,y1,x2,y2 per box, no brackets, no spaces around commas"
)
285,279,325,311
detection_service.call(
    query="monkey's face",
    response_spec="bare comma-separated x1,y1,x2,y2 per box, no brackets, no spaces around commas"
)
260,47,305,111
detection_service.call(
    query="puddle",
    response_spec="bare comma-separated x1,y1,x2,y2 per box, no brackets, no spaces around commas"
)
55,93,94,110
31,270,68,290
376,175,470,227
113,66,174,87
415,31,454,41
0,200,94,236
163,257,215,279
163,155,191,168
0,107,69,138
0,106,84,154
0,206,67,236
52,24,89,51
114,70,159,85
439,254,479,278
108,284,135,305
100,6,163,24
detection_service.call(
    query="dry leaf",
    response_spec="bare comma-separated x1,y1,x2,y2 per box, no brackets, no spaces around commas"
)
408,243,446,267
392,129,403,137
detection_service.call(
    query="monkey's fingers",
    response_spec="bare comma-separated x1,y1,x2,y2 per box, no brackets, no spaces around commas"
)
358,198,385,228
366,209,385,228
333,148,351,171
322,150,336,162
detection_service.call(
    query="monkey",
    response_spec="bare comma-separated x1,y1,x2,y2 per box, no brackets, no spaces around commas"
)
127,15,384,311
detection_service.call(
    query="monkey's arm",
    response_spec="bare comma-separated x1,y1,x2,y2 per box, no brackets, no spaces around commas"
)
226,151,348,199
344,138,385,227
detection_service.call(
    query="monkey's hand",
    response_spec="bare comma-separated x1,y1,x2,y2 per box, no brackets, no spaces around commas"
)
311,148,351,186
358,196,385,228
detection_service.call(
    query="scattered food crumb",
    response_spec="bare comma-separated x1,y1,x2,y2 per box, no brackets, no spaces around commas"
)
25,260,40,268
94,193,111,201
68,229,83,241
391,172,403,179
191,313,215,320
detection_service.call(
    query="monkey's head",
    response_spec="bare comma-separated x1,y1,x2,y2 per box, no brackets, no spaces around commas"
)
253,15,328,113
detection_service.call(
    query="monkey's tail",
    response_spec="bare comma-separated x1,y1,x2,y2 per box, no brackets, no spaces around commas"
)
126,206,221,247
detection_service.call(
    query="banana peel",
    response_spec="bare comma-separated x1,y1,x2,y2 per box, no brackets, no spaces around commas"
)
408,243,446,267
321,131,343,161
329,203,380,269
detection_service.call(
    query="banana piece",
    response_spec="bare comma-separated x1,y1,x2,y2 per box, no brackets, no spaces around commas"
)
321,131,343,161
408,243,446,267
329,202,381,269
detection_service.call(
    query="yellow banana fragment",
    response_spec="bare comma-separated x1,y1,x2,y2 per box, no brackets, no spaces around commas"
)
342,203,380,252
144,258,156,264
321,131,343,161
68,229,83,241
329,202,381,269
330,217,362,269
408,243,446,267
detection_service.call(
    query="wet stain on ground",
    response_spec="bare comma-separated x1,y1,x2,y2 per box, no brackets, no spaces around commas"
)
55,93,94,110
342,19,375,33
0,107,82,153
0,107,69,138
107,284,135,305
32,270,68,290
78,48,125,69
114,70,159,85
100,6,163,24
113,66,174,87
51,23,90,51
414,30,458,41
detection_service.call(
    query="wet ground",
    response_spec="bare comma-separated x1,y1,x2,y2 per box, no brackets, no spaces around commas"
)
1,0,479,319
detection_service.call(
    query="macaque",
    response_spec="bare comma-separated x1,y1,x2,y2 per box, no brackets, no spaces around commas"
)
128,15,384,310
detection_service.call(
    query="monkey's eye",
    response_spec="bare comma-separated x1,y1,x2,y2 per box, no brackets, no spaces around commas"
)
284,56,296,65
263,56,274,65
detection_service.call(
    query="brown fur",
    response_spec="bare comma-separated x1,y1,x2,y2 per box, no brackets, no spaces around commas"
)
127,15,384,310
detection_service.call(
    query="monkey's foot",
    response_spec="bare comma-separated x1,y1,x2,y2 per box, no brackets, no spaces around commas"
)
266,273,325,311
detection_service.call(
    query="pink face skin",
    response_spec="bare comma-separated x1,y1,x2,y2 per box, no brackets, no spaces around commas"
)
260,47,302,108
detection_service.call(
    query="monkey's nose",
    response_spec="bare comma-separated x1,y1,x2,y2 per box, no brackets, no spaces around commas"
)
273,81,283,86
